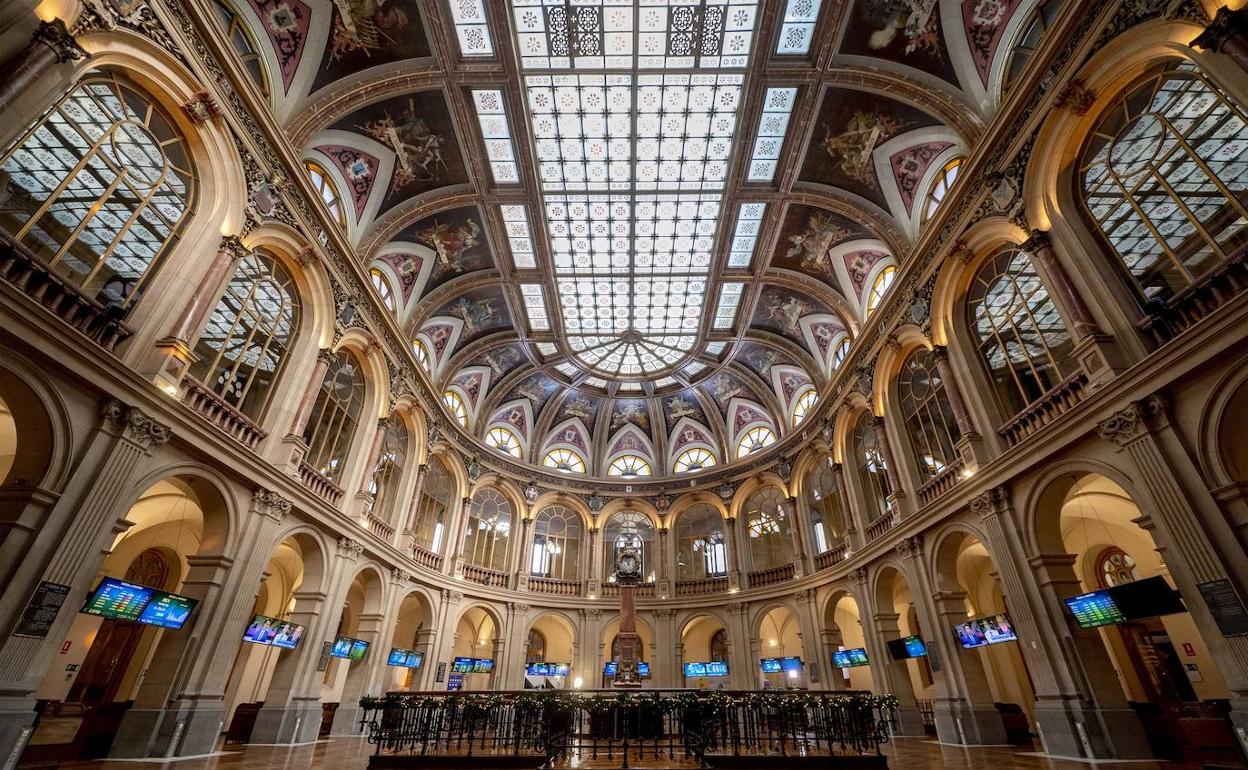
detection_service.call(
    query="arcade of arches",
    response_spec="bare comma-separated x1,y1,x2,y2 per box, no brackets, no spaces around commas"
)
1,0,1248,767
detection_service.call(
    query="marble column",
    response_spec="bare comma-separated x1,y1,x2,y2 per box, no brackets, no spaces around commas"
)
832,462,864,549
281,350,333,473
931,346,985,468
656,526,670,598
352,419,389,521
0,19,86,116
723,516,742,591
785,496,806,577
873,417,908,516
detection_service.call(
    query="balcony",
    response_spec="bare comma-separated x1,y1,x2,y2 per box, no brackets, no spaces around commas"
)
298,461,344,506
998,371,1088,448
748,564,795,588
1138,245,1248,345
814,542,849,571
866,512,896,542
366,513,394,542
182,377,267,450
600,582,655,598
463,563,508,588
411,543,442,572
674,577,728,596
529,576,581,596
0,231,132,350
916,459,965,506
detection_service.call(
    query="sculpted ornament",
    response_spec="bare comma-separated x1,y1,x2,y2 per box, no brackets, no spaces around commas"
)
1096,395,1165,446
391,567,412,584
849,567,869,586
895,535,922,558
337,537,365,559
443,589,463,603
101,399,172,451
970,486,1008,518
252,488,292,522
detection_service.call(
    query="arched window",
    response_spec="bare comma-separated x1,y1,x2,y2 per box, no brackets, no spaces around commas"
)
607,454,651,478
792,388,817,427
1080,62,1248,300
866,265,896,315
1097,546,1140,589
486,426,522,458
736,426,775,459
898,348,961,478
0,71,196,309
211,0,269,97
412,338,431,370
709,628,728,662
370,268,395,311
443,391,468,427
805,461,845,553
675,504,728,581
305,160,345,227
530,505,582,580
412,457,453,554
365,418,409,522
743,487,794,571
525,629,546,663
832,337,850,369
603,511,656,583
1003,0,1059,92
189,249,298,419
302,351,364,482
852,415,891,523
921,158,963,224
674,447,716,473
968,248,1076,415
463,487,512,571
543,448,585,474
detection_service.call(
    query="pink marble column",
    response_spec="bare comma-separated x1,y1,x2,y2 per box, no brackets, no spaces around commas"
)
930,346,977,438
357,419,389,497
288,349,334,437
1023,230,1101,340
403,463,429,532
166,236,249,345
1193,6,1248,73
0,19,86,116
872,416,904,500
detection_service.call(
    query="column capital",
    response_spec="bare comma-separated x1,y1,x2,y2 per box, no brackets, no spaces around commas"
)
1096,395,1166,447
316,348,337,367
1022,228,1052,254
100,398,172,451
33,18,88,63
652,607,676,619
1192,6,1248,54
894,534,922,559
390,566,412,585
337,536,364,560
725,601,748,616
969,485,1010,519
848,566,869,586
220,234,251,261
442,588,463,604
510,602,530,614
251,488,292,522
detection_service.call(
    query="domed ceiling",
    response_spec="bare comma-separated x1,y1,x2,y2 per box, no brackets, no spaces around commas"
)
222,0,1047,479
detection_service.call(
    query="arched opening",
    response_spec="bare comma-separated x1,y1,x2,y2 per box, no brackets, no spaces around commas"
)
462,487,513,576
679,615,729,689
529,504,583,582
673,504,729,588
756,606,806,689
822,592,874,692
325,567,387,736
412,456,455,561
525,613,576,689
450,606,500,691
602,511,656,586
741,486,795,582
602,616,655,688
872,567,928,736
381,591,434,692
804,460,846,556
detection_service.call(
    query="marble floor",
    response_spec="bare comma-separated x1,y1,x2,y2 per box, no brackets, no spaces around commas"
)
31,736,1193,770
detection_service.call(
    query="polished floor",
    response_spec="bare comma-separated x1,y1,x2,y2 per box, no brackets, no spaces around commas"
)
33,736,1193,770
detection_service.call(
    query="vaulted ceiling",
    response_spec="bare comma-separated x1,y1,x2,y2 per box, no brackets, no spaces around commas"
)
217,0,1051,478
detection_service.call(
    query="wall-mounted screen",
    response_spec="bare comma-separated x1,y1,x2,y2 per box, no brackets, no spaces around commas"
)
330,636,369,660
760,658,782,673
387,648,424,668
80,577,198,630
1064,576,1186,629
832,648,869,668
954,613,1018,649
684,661,728,677
603,661,649,677
452,657,494,673
242,614,305,649
780,656,803,674
886,635,927,660
136,592,197,629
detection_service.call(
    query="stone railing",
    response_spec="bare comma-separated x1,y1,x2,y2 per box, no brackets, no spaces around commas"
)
0,231,132,350
411,543,442,572
298,461,344,506
998,371,1089,447
600,582,655,598
182,377,268,450
463,563,508,588
675,577,728,596
916,459,964,506
814,541,849,571
866,512,896,542
366,513,394,542
1137,245,1248,345
748,564,795,588
529,576,581,596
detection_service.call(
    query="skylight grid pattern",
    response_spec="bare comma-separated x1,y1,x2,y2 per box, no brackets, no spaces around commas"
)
521,284,551,330
559,277,629,336
527,74,632,192
499,205,538,269
776,0,822,55
728,202,765,268
451,0,495,56
472,90,519,183
713,282,744,329
747,87,797,182
546,194,632,273
632,193,720,274
635,73,741,190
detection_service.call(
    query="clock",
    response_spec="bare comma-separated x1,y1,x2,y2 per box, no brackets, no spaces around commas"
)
615,546,641,581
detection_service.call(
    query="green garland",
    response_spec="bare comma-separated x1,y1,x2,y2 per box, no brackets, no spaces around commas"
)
361,690,896,713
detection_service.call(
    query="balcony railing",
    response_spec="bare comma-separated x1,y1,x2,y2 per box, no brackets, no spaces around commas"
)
410,543,442,572
674,577,728,596
1138,245,1248,345
366,513,394,542
463,563,508,588
298,461,344,506
600,582,655,598
529,576,581,596
182,377,268,450
814,541,849,571
748,563,795,588
916,459,964,506
866,512,896,542
0,231,132,350
998,371,1088,447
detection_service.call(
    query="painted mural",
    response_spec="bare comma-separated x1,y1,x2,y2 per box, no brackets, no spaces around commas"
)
840,0,959,85
311,0,429,94
395,206,492,294
733,341,799,379
466,342,528,380
842,250,890,296
963,0,1027,86
555,391,603,426
890,140,954,214
376,251,425,304
431,285,509,347
662,390,709,429
243,0,311,91
698,371,767,419
315,144,379,219
771,205,870,288
609,399,651,432
503,373,560,412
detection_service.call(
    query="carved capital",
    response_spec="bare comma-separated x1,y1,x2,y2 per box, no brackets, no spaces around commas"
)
32,18,88,63
793,589,813,604
390,567,411,584
251,488,291,522
1054,79,1096,115
219,234,250,261
580,607,603,618
969,485,1009,518
511,602,530,614
652,607,676,619
443,588,463,603
1192,6,1248,53
1096,395,1165,447
725,602,748,616
101,399,172,451
316,348,337,367
894,534,922,559
181,91,220,124
849,566,869,586
1022,228,1052,254
337,536,364,559
949,239,973,264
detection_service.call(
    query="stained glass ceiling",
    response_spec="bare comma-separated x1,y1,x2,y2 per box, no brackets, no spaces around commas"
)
508,0,760,380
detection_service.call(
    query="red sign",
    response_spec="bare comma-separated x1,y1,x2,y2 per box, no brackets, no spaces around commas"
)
60,641,71,654
1183,642,1196,657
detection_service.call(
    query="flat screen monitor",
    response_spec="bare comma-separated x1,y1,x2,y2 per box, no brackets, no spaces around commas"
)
388,648,412,666
136,591,198,629
759,657,782,673
527,662,551,676
832,648,869,668
603,661,650,677
683,661,706,677
471,658,493,673
406,650,424,668
243,614,279,645
954,613,1018,649
704,661,729,677
331,636,366,659
780,656,803,674
887,635,927,660
349,639,369,660
272,620,304,649
1064,576,1186,629
451,656,474,673
81,578,154,622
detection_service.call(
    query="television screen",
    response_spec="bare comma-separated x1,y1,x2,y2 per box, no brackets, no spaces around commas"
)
348,639,369,661
244,614,279,645
955,613,1018,648
330,636,356,659
388,648,409,666
780,657,803,674
760,657,782,673
81,578,155,622
451,656,474,673
406,650,424,668
1064,576,1185,629
605,661,651,678
472,658,494,673
553,663,570,677
704,661,729,677
137,591,197,629
527,662,551,677
887,635,927,660
683,661,707,677
272,621,304,649
832,648,870,667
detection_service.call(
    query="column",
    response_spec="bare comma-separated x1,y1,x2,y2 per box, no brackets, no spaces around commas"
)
930,346,986,468
1192,6,1248,74
352,419,388,521
585,526,599,598
449,497,472,578
281,349,333,474
725,602,752,690
786,496,806,577
793,589,821,688
420,589,461,691
821,626,846,690
329,610,388,736
723,516,742,591
850,567,924,736
653,608,677,688
873,417,909,517
656,526,670,599
832,462,865,549
513,515,532,590
0,400,170,764
0,19,86,116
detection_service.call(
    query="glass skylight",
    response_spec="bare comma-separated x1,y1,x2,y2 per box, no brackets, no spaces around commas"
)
747,87,797,182
728,202,765,268
705,341,727,355
713,282,744,330
776,0,823,55
511,0,761,379
521,283,550,331
471,90,519,184
536,341,558,356
499,204,537,269
450,0,494,56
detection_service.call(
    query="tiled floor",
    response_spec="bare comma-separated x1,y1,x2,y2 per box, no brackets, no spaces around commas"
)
36,736,1188,770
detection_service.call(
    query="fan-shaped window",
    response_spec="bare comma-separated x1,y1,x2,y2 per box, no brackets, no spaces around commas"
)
189,249,298,419
603,511,656,584
443,391,468,427
674,447,716,474
852,415,891,523
463,487,512,571
1003,0,1060,93
412,338,430,370
866,266,896,315
530,505,582,580
305,160,345,227
0,71,197,309
675,504,728,580
898,349,961,479
743,487,794,571
413,457,453,554
607,454,651,478
1097,546,1140,588
1080,62,1248,300
968,248,1075,415
366,418,409,522
736,426,775,459
805,461,845,553
543,448,585,474
922,159,963,224
302,351,364,483
211,0,269,97
833,337,851,369
370,268,395,312
486,426,522,458
792,389,817,427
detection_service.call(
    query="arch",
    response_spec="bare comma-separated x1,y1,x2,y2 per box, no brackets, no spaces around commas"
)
120,464,238,558
0,356,69,492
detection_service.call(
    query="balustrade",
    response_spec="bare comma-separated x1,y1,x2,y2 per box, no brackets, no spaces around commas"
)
674,577,729,596
916,459,965,506
462,563,508,588
298,461,344,506
998,371,1088,447
814,542,849,571
410,543,442,571
600,582,655,598
182,377,268,450
1138,245,1248,345
367,513,395,542
865,513,896,542
748,564,795,588
528,576,581,596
